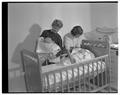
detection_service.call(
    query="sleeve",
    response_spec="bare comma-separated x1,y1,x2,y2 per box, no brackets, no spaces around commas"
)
36,38,49,53
36,38,43,53
78,35,87,47
64,35,73,51
54,35,63,57
57,35,62,49
40,30,47,38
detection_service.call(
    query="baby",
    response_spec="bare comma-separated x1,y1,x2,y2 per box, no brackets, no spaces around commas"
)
36,37,61,63
44,37,61,56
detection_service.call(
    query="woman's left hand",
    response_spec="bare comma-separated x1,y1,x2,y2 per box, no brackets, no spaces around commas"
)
48,53,56,59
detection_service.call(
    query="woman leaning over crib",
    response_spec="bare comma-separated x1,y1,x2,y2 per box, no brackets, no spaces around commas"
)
63,25,86,52
36,19,66,66
63,25,87,64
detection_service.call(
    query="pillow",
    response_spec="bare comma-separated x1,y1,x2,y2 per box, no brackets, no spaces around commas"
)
62,48,95,66
71,48,95,64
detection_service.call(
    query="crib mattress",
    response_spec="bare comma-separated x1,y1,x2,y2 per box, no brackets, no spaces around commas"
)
42,61,106,89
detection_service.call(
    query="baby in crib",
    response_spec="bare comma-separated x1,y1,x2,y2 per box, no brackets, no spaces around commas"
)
44,37,61,56
36,37,61,65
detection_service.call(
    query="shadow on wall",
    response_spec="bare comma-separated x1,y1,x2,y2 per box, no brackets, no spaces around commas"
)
11,24,41,66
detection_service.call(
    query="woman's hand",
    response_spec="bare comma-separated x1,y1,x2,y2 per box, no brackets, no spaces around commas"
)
70,47,74,53
48,53,56,59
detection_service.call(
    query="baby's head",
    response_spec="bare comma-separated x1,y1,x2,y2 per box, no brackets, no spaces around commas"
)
44,37,54,43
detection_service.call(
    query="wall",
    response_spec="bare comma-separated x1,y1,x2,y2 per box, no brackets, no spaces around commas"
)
8,3,118,92
86,3,118,43
58,3,91,37
8,3,91,91
8,3,91,69
91,3,118,29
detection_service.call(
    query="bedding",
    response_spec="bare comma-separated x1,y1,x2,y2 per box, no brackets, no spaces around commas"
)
43,61,106,88
36,38,61,55
36,38,61,63
62,48,95,65
42,48,106,88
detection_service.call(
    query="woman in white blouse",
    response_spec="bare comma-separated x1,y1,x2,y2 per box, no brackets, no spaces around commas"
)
64,25,86,52
63,26,87,64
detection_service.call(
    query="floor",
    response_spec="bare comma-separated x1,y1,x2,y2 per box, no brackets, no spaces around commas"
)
8,49,118,92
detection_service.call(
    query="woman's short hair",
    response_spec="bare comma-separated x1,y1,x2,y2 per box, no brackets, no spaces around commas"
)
52,19,63,29
71,26,83,36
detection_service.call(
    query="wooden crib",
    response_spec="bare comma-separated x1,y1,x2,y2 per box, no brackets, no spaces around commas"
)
21,39,112,92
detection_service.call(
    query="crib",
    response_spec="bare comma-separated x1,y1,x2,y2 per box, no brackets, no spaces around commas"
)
21,39,112,92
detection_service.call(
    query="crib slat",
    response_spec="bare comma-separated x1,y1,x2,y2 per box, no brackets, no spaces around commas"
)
42,76,44,92
43,75,46,92
107,57,109,85
100,59,103,87
107,56,110,89
92,62,95,90
46,74,50,92
108,55,111,92
53,73,57,92
66,69,70,92
60,71,63,92
72,68,75,92
105,57,107,85
77,67,80,92
83,65,85,92
97,61,99,87
108,44,112,92
88,63,90,91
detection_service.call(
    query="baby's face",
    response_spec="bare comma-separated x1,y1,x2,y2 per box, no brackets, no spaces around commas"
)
44,37,53,43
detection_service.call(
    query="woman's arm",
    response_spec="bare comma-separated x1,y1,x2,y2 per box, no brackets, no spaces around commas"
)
77,34,87,48
66,49,76,64
63,35,73,51
63,36,75,63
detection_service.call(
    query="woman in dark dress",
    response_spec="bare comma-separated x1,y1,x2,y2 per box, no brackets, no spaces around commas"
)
36,19,66,66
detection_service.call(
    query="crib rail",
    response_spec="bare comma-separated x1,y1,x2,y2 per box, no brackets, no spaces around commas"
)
42,55,108,74
42,54,111,92
21,49,43,92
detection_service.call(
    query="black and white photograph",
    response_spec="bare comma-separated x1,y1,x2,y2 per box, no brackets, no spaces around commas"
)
3,1,118,93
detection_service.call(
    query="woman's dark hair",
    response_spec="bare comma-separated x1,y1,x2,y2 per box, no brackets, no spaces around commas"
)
71,26,83,36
